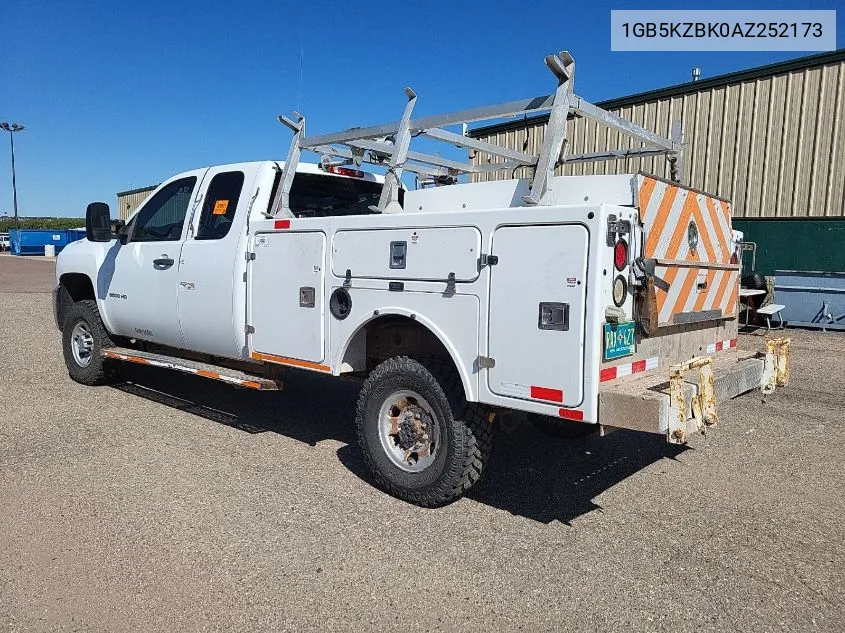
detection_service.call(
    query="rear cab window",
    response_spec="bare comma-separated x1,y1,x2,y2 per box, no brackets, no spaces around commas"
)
267,172,400,218
196,171,245,240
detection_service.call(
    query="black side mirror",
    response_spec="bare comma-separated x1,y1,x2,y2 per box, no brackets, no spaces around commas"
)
86,202,112,242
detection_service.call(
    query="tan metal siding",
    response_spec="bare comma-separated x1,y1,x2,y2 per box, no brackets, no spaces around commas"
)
116,187,156,221
471,58,845,218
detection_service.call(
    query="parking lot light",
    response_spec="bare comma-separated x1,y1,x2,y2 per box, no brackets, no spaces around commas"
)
0,122,25,231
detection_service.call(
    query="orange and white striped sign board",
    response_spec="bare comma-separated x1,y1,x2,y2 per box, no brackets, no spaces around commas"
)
636,174,740,327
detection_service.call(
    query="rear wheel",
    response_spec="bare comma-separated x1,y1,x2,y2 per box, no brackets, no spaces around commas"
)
62,300,117,385
355,356,492,507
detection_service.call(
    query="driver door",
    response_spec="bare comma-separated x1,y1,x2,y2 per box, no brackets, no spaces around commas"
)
105,169,207,348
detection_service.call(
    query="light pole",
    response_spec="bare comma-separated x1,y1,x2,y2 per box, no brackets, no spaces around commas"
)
0,122,25,230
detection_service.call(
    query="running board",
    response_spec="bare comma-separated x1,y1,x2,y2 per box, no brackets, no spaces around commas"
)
102,347,282,391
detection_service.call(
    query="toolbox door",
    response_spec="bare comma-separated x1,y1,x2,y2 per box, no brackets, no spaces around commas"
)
249,231,326,363
487,224,588,407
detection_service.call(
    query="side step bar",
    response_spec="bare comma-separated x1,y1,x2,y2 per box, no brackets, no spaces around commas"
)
103,347,283,391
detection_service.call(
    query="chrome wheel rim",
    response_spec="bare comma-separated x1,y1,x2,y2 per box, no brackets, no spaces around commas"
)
377,389,440,473
70,321,94,368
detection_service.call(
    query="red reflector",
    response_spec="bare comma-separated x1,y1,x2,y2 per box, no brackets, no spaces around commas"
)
530,386,563,403
599,367,616,382
632,359,646,373
558,408,584,421
327,166,365,178
274,219,291,229
614,239,628,271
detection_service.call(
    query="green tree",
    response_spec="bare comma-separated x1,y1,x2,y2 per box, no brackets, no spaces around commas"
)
0,217,85,232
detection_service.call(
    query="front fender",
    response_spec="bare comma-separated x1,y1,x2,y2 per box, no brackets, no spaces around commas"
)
56,239,121,333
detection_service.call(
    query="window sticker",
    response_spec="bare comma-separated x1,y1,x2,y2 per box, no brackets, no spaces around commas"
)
213,200,229,215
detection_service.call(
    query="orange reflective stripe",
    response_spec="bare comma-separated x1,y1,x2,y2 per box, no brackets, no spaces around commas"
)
724,274,739,316
705,197,730,262
646,185,679,256
671,267,698,316
666,191,698,260
196,369,219,379
720,199,732,225
655,265,681,315
251,351,331,372
638,177,657,222
711,268,733,312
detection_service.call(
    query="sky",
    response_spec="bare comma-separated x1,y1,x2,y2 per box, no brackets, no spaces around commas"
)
1,0,842,217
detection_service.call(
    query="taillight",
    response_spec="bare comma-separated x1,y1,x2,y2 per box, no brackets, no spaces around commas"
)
614,239,628,271
327,166,365,178
730,251,738,265
612,275,628,306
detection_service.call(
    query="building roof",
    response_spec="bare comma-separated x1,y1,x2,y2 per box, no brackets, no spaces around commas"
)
470,48,845,137
116,184,158,197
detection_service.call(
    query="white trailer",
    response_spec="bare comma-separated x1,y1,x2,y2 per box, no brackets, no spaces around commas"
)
54,51,790,506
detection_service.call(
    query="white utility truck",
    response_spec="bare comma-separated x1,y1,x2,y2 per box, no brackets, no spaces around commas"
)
54,51,790,506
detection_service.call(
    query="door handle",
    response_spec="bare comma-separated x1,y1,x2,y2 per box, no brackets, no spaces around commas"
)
153,255,174,270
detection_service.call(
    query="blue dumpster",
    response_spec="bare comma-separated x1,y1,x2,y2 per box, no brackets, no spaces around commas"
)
775,270,845,331
9,229,87,256
66,229,87,244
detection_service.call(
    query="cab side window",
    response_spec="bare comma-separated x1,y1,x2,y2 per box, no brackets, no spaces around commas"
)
195,171,245,240
132,177,197,242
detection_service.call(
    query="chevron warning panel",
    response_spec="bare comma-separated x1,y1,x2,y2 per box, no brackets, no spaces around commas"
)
636,174,740,327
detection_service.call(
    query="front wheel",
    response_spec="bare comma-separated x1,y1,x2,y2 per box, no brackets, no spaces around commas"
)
355,357,492,507
62,300,116,385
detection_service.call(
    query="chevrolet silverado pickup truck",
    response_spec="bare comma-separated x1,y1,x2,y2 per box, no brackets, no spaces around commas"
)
54,50,790,506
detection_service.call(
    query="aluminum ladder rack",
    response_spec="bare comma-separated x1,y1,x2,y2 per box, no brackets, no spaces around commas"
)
269,50,683,217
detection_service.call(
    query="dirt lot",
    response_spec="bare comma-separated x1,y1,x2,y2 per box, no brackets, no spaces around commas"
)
0,253,56,293
1,256,844,632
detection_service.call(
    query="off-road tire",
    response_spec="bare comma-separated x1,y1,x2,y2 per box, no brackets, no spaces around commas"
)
62,300,117,386
355,356,492,507
528,412,598,439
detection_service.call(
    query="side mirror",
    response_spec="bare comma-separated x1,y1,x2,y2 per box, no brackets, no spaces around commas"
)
86,202,112,242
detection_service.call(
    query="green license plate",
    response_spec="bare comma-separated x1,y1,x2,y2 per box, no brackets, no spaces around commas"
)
603,321,636,360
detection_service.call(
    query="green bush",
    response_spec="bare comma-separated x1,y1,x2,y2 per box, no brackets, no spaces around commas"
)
0,217,85,232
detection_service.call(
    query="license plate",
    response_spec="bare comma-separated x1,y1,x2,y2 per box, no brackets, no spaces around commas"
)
603,321,636,360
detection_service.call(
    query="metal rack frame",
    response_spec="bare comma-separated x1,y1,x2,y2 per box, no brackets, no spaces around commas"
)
269,50,683,217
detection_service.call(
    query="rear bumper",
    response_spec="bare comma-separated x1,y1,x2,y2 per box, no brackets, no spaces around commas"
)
598,338,790,443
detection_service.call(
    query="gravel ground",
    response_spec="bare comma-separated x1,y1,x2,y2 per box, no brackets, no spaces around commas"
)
1,261,844,631
0,253,56,293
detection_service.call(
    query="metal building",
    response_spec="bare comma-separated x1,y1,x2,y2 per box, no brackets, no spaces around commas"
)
116,185,157,221
469,49,845,219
